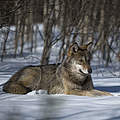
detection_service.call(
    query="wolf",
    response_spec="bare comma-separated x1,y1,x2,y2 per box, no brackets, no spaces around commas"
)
3,42,112,96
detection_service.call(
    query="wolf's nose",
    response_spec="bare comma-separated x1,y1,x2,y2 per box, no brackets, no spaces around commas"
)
88,68,92,74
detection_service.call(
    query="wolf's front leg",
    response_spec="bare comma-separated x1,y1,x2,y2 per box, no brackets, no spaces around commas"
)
89,89,113,96
65,89,112,97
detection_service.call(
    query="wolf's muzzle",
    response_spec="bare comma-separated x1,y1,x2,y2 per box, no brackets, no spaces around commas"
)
88,68,92,74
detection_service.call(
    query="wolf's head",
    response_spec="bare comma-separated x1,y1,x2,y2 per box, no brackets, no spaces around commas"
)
66,42,93,75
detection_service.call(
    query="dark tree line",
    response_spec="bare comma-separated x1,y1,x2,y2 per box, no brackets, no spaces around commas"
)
0,0,120,66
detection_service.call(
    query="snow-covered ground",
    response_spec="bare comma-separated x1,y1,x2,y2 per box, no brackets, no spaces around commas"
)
0,30,120,120
0,55,120,120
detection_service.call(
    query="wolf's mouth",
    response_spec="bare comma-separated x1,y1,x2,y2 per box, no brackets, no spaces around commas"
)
79,69,87,75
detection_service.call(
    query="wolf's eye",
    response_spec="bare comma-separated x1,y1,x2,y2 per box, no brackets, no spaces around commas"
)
79,59,83,62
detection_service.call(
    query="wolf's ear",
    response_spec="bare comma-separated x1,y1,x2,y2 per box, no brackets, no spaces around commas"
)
80,41,93,51
67,42,79,56
86,41,93,51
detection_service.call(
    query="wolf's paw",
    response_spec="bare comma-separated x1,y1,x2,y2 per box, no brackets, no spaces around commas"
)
90,90,113,96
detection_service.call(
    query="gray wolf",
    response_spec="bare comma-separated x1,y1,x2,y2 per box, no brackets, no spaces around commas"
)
3,42,112,96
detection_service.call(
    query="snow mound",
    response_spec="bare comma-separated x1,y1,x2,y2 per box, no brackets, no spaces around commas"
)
27,90,48,95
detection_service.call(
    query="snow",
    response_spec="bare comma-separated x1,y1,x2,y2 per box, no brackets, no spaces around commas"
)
0,33,120,120
0,57,120,120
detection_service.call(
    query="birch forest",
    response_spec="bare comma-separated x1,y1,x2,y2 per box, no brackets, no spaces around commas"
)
0,0,120,66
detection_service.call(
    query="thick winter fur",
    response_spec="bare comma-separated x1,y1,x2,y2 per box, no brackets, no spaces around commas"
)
3,42,112,96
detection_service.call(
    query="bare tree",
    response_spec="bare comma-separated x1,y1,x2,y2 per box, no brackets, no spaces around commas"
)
0,0,120,66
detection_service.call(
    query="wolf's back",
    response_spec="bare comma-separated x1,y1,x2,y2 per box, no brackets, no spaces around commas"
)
3,64,63,94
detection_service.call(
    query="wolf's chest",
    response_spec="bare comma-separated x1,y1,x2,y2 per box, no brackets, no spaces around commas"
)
68,73,87,84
